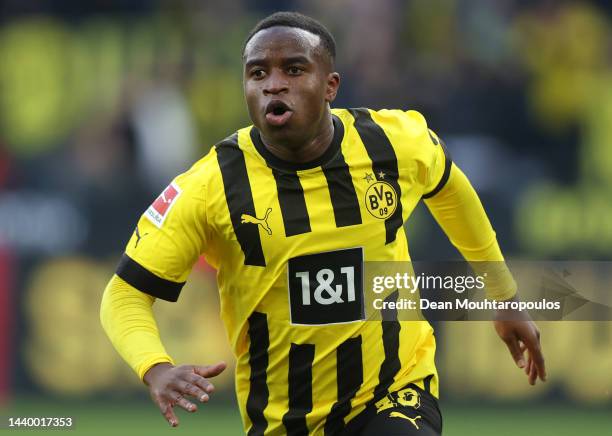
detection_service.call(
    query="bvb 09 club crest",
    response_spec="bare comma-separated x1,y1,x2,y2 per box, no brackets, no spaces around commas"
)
364,173,398,219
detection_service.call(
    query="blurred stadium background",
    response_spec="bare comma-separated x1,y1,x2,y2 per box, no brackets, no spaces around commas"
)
0,0,610,434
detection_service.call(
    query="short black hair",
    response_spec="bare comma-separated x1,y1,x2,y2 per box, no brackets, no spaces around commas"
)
243,11,336,64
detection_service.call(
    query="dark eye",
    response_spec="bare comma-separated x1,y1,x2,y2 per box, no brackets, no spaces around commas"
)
287,66,303,75
251,69,266,79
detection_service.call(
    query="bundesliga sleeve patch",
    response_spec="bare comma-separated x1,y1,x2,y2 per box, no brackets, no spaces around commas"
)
145,182,182,228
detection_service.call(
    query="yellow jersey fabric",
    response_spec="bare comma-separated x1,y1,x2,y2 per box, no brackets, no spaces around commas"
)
116,108,456,435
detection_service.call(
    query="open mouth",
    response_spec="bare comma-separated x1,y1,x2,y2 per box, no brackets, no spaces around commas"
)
265,100,293,126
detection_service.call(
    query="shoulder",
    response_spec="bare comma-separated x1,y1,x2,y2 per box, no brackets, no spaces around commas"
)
336,107,435,161
369,108,431,140
334,107,431,139
172,149,216,201
173,127,252,197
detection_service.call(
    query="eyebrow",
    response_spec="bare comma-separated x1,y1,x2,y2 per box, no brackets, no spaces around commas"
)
283,55,311,65
244,55,312,69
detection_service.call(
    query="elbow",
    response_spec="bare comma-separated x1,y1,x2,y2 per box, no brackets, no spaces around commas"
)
100,278,114,335
100,275,156,333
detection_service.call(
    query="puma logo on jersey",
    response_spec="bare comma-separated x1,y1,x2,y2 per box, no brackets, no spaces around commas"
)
134,226,149,248
241,208,272,235
389,412,421,429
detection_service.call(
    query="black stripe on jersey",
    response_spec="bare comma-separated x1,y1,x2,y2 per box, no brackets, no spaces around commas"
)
282,343,316,435
322,119,362,227
324,336,363,436
272,169,312,236
428,130,439,145
246,312,270,436
422,140,453,199
216,134,266,267
348,108,403,244
423,374,434,393
115,254,184,302
368,291,401,407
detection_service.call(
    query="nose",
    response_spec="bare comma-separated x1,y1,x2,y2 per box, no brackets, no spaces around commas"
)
263,69,288,95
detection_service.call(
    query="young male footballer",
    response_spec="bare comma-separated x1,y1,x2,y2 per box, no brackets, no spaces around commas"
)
101,12,546,435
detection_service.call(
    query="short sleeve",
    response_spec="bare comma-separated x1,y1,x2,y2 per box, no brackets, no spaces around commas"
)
115,168,208,302
421,128,453,199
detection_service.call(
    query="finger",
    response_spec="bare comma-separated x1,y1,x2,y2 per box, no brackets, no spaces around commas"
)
519,342,529,374
158,400,179,427
523,338,546,382
519,325,547,382
194,362,227,379
502,336,526,369
525,356,532,383
528,358,537,386
176,396,198,413
173,379,209,403
169,392,198,413
532,347,547,382
186,373,214,398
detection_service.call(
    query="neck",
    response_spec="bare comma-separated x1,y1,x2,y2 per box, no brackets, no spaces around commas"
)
260,110,334,164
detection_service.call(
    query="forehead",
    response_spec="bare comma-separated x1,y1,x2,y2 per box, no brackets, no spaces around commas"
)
244,26,322,63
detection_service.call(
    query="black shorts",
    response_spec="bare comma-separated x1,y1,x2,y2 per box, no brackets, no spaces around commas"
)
341,381,443,436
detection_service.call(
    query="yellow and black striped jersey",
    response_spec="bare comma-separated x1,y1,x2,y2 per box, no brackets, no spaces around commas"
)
116,108,451,435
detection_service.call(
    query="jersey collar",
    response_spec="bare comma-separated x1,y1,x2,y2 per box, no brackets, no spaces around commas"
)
249,114,344,172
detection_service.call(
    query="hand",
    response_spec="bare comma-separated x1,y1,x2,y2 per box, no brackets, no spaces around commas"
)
493,306,546,386
143,361,227,427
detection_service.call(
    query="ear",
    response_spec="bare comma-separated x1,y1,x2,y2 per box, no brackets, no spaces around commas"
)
325,72,340,103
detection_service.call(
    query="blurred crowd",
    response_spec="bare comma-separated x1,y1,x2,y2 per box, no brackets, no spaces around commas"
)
0,0,611,400
1,0,611,259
